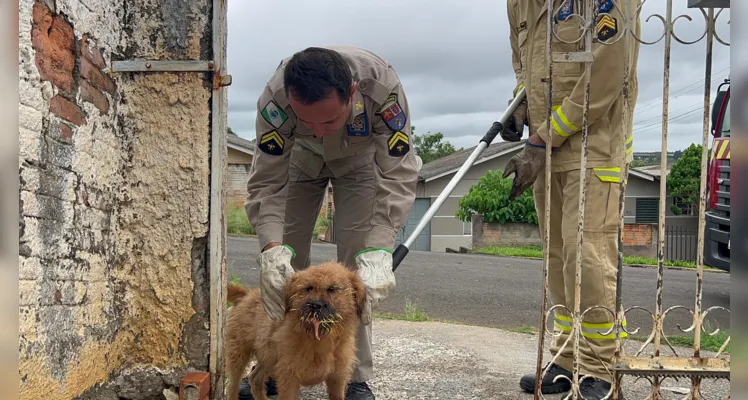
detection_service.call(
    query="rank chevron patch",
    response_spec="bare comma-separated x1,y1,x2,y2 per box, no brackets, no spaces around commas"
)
596,14,618,41
388,131,410,157
259,130,284,156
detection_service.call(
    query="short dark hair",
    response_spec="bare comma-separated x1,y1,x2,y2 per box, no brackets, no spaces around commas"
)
283,47,353,105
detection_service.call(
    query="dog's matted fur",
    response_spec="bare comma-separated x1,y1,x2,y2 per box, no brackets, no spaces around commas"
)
226,261,368,400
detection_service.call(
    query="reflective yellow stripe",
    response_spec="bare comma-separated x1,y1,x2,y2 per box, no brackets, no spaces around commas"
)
594,167,622,183
582,320,629,340
555,313,628,339
554,321,572,332
550,107,578,137
626,136,634,154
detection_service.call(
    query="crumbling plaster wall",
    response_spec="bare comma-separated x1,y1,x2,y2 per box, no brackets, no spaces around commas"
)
19,0,215,398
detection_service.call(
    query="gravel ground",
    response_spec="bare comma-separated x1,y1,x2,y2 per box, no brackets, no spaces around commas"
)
243,319,730,400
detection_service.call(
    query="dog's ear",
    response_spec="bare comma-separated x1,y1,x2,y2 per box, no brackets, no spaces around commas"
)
350,272,367,319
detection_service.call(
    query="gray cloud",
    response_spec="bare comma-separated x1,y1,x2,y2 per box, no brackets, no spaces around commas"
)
227,0,731,152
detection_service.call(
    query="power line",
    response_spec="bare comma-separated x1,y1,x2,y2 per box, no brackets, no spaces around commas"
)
633,67,729,116
633,106,705,135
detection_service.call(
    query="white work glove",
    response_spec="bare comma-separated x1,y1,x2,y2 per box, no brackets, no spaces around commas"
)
257,244,296,321
354,248,396,326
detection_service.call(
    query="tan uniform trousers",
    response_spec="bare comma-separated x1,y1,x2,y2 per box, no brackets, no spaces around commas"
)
282,156,380,383
532,166,629,382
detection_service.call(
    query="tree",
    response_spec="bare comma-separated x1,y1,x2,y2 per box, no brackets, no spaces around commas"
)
667,143,707,215
227,126,237,135
412,126,460,163
455,169,538,225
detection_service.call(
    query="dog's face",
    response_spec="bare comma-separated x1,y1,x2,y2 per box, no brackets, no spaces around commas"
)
284,262,367,340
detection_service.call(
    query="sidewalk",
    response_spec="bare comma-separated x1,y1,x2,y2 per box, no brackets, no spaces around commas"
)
291,319,729,399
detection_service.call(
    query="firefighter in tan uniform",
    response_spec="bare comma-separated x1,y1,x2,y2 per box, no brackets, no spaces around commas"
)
501,1,640,398
242,46,421,400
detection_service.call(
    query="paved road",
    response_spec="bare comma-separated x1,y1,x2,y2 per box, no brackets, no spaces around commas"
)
227,236,730,336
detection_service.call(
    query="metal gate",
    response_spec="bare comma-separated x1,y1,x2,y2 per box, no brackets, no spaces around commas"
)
529,1,730,399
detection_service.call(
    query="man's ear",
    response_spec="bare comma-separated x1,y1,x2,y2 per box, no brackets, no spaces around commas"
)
350,272,367,320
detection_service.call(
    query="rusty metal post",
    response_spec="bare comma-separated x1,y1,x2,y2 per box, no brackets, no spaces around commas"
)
532,0,556,397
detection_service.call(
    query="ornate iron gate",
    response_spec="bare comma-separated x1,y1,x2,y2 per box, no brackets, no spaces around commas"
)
530,1,730,399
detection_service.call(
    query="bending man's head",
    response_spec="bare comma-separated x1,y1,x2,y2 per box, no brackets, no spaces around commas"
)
283,47,356,137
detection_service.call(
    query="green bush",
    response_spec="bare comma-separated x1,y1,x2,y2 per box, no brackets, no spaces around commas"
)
226,205,256,236
455,169,538,225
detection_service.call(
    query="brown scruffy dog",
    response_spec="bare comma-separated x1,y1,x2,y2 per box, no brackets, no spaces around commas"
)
226,261,368,400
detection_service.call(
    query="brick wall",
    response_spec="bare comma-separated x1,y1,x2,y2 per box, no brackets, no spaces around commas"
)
19,0,214,398
226,163,251,207
622,223,658,258
471,214,542,249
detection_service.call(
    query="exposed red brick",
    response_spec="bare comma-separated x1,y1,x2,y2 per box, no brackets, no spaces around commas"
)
54,121,74,143
80,80,110,113
31,1,76,94
179,372,210,400
80,57,116,96
50,95,86,126
79,34,106,69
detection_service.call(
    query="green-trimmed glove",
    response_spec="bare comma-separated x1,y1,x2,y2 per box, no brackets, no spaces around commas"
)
257,244,296,321
354,248,396,326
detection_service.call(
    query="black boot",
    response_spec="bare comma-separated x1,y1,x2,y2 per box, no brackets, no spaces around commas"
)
345,381,375,400
519,363,573,394
579,377,624,400
237,375,278,399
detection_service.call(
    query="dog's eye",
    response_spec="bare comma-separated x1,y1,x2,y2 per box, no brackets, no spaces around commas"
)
305,286,314,293
327,286,338,293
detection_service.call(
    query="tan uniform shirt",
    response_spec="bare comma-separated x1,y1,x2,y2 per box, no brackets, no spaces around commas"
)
245,46,420,250
508,0,640,177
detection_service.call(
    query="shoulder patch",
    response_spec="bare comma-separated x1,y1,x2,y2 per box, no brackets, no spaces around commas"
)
261,100,288,129
258,130,285,156
377,93,407,132
557,0,573,21
388,131,410,157
596,14,618,41
347,112,369,137
596,0,613,14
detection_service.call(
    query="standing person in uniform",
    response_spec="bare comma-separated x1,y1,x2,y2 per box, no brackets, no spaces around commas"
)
241,46,422,400
500,1,640,399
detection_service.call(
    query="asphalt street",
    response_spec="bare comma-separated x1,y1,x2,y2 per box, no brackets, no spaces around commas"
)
227,236,730,336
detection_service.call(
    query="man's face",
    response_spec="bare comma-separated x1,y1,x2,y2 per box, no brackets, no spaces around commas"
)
288,83,356,138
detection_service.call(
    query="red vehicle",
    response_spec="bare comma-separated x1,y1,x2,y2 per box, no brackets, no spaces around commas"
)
704,78,730,271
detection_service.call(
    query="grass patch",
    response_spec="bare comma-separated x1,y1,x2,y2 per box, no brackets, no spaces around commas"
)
631,329,730,354
474,246,713,270
226,206,256,236
375,299,431,322
509,326,538,335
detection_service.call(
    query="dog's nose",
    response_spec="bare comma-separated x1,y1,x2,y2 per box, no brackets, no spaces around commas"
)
308,300,326,310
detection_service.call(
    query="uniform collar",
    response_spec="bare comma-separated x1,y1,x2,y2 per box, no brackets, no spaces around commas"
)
347,86,365,124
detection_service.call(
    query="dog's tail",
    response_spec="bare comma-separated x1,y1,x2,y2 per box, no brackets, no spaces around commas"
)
227,282,249,304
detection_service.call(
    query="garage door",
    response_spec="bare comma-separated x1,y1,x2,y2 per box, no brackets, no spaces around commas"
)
394,198,431,252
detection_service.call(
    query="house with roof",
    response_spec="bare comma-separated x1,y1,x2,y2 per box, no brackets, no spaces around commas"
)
226,134,255,207
393,140,690,253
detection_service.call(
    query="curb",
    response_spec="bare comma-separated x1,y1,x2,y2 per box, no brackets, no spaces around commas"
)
470,252,727,274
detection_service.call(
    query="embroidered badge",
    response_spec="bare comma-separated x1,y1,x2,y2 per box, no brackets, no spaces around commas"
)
388,131,410,157
596,14,618,41
355,100,364,112
557,0,573,21
260,100,288,129
347,112,369,136
259,130,285,156
596,0,614,14
377,93,407,132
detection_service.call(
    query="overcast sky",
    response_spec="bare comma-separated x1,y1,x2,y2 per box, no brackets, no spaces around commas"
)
225,1,731,154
